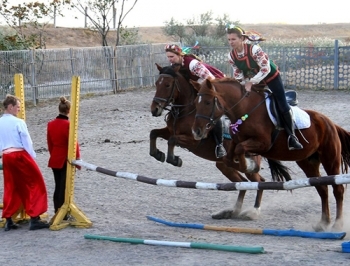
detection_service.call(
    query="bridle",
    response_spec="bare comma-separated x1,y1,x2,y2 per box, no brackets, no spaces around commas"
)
152,74,178,111
194,86,264,130
153,73,197,127
194,95,223,130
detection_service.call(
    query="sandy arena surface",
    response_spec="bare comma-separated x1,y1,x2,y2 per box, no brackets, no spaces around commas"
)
1,88,350,265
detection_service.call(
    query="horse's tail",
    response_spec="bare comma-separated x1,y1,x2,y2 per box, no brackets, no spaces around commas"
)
267,159,292,182
336,124,350,173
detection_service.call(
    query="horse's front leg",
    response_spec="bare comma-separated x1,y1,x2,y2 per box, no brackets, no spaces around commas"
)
149,127,171,163
212,162,246,219
166,134,195,167
225,139,266,173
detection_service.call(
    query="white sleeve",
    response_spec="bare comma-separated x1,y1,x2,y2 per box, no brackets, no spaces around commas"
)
249,45,271,84
189,59,215,83
17,121,36,158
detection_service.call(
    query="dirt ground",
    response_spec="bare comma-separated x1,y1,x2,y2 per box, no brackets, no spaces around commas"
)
1,88,350,265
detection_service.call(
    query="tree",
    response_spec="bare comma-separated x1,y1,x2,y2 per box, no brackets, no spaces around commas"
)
163,18,186,43
70,0,138,46
214,14,239,40
0,0,69,50
163,11,240,47
114,0,138,46
186,11,213,37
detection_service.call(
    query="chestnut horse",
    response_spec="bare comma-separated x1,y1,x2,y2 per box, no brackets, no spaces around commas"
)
150,64,291,220
191,78,350,231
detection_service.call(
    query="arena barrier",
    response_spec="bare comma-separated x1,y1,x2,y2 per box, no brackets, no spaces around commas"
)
72,159,350,191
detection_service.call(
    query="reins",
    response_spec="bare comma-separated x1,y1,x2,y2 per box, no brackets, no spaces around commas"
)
153,73,197,129
195,85,268,131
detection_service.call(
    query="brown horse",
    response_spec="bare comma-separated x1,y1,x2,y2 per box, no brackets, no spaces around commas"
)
150,64,291,220
191,78,350,231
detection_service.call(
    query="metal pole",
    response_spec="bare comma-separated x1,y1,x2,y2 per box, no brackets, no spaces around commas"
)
334,40,339,90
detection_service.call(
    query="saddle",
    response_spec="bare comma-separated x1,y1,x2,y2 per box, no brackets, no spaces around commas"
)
221,90,298,140
267,89,298,129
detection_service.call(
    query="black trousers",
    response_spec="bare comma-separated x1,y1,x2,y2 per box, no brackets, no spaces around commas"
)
266,74,290,114
52,163,67,213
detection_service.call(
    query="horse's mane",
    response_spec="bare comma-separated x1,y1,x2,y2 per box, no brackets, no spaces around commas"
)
159,65,177,77
210,77,245,95
160,64,191,81
212,77,240,84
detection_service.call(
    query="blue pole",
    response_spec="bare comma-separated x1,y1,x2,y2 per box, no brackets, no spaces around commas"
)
147,216,346,240
334,40,339,89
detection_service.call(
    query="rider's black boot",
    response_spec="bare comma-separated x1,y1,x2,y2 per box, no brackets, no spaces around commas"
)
213,119,227,158
282,110,303,150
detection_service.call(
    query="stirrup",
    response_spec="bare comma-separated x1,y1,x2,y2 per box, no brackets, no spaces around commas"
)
215,144,227,158
288,135,303,150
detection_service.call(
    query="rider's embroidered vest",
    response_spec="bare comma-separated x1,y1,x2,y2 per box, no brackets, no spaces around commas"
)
230,43,279,84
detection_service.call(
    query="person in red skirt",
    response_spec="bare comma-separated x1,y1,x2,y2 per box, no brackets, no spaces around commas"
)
47,97,80,218
0,94,50,231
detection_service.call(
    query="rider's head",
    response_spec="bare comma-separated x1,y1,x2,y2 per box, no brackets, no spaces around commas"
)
165,44,184,65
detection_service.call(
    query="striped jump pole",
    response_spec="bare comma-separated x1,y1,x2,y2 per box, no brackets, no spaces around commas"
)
72,159,350,191
146,216,346,240
84,234,265,254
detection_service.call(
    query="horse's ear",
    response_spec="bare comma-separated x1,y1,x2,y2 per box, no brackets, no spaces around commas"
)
205,78,213,89
173,64,181,73
190,80,201,92
155,63,162,72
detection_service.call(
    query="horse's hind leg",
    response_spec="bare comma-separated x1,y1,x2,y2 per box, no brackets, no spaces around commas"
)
150,127,171,162
296,158,331,231
331,184,344,231
321,147,344,231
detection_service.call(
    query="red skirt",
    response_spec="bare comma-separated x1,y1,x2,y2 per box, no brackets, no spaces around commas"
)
2,150,48,218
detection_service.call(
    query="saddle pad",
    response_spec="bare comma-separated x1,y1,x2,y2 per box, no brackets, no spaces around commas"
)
265,96,311,129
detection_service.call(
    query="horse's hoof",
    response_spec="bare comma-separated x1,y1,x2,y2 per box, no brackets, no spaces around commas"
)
151,149,165,162
312,221,330,232
166,156,182,167
332,219,343,231
175,156,182,167
212,209,234,219
239,208,260,220
158,152,165,162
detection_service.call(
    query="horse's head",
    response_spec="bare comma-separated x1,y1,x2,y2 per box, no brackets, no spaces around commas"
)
151,63,193,117
191,79,225,140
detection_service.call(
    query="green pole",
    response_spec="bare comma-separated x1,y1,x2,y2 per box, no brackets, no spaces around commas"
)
84,234,265,254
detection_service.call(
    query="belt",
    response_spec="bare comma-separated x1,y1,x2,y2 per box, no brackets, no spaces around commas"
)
2,148,24,154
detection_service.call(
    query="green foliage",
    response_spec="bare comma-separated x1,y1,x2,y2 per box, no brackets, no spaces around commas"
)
186,11,213,37
0,0,68,50
119,26,139,45
0,31,37,51
164,11,350,48
163,12,240,47
70,0,139,46
163,18,186,42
